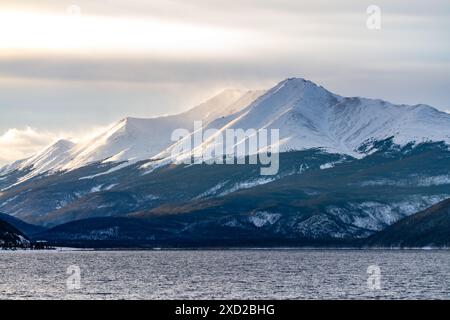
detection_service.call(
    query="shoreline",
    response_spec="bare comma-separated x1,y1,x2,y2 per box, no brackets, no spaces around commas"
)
1,246,449,252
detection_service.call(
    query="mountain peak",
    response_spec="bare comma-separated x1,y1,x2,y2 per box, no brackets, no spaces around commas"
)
282,77,310,83
51,139,76,150
26,139,75,163
116,117,155,134
270,77,336,99
279,77,317,87
120,116,142,125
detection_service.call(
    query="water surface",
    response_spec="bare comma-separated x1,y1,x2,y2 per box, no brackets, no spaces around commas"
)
0,249,448,299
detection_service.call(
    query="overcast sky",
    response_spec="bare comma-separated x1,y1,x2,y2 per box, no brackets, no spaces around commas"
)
1,0,450,164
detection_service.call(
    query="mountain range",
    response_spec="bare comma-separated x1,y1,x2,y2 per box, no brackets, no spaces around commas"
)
1,77,449,247
0,89,264,184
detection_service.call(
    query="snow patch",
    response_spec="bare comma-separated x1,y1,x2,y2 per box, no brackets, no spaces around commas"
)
195,181,229,199
218,177,276,196
360,175,450,187
90,185,103,193
248,212,281,227
79,163,129,180
320,162,335,170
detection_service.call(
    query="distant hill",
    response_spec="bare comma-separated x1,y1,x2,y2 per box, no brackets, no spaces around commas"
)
0,216,30,248
367,198,450,247
0,213,45,237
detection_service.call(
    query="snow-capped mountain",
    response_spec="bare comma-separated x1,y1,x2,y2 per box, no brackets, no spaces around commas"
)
0,139,75,187
154,78,450,164
60,89,263,171
0,89,264,181
2,77,450,185
19,140,75,177
1,77,450,245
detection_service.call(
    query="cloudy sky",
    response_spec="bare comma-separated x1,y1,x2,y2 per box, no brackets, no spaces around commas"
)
1,0,450,165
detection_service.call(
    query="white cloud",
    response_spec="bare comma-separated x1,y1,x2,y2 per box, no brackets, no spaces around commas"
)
0,123,120,166
0,127,58,165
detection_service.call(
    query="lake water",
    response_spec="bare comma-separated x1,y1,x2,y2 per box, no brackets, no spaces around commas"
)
0,249,449,299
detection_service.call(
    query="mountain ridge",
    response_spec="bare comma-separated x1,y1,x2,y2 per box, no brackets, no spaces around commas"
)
0,89,265,184
2,78,450,181
147,78,450,168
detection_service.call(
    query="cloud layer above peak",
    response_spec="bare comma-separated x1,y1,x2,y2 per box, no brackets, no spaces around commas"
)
0,127,58,165
0,0,449,165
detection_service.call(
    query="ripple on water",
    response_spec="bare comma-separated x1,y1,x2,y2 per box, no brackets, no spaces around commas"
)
0,250,449,299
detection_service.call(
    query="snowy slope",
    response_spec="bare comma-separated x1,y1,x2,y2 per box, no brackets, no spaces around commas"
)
154,78,450,164
179,89,265,124
0,89,264,179
0,139,74,181
60,89,264,171
20,139,75,173
0,139,75,188
0,158,27,176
